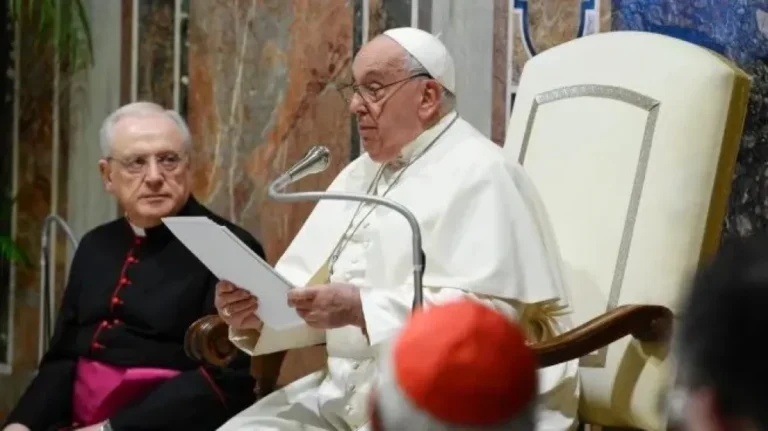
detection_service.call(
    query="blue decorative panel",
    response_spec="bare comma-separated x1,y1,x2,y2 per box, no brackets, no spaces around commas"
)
612,0,768,65
515,0,598,57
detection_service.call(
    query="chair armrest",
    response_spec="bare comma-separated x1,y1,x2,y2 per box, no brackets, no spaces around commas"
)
532,304,673,368
185,314,236,366
184,315,314,397
186,304,674,375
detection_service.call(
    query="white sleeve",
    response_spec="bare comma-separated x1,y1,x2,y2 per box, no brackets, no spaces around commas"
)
229,324,326,357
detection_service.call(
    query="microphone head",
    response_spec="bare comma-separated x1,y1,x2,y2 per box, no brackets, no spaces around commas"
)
286,145,331,182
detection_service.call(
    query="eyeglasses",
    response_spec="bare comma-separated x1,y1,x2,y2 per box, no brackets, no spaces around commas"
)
108,152,186,175
336,72,432,103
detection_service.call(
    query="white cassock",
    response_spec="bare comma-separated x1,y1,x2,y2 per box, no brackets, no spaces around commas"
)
218,112,580,431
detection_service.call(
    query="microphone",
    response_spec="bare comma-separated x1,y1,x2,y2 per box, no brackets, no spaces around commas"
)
269,145,426,311
271,145,331,190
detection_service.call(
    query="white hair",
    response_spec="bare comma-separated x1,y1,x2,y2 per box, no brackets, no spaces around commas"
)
403,51,457,114
98,101,192,158
374,348,537,431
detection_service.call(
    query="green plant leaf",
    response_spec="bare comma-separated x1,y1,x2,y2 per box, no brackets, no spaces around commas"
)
72,0,93,65
8,0,94,70
0,235,31,267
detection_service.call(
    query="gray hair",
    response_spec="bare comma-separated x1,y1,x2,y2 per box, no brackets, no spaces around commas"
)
99,101,192,158
403,51,457,114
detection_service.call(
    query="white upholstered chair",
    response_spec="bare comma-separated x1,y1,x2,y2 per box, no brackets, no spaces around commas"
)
503,30,751,430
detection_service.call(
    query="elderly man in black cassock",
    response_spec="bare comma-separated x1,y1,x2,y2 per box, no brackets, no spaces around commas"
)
2,102,262,431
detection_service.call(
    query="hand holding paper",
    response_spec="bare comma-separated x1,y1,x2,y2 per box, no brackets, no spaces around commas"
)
162,216,305,330
214,280,263,331
286,283,365,330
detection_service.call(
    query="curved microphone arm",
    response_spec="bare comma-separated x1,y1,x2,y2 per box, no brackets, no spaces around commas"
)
268,180,425,311
38,214,79,362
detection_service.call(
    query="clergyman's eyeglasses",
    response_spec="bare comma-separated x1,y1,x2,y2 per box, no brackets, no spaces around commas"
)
107,152,186,176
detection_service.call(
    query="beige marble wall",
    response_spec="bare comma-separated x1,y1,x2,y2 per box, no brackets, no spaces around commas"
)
187,0,354,264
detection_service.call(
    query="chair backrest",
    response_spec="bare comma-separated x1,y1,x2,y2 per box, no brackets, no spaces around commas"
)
503,31,750,430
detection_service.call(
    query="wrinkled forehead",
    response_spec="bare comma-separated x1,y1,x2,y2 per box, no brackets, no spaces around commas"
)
352,36,408,82
111,114,184,156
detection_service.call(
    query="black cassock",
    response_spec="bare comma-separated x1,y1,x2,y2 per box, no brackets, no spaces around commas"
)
4,196,262,431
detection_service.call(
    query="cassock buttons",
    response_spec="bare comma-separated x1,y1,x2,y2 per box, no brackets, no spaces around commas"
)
91,342,104,350
111,297,123,306
120,277,130,285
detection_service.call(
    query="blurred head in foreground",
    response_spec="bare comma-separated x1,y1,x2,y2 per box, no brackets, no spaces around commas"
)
370,300,538,430
673,235,768,431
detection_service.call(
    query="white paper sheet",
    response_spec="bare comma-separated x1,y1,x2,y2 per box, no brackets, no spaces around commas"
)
162,216,304,330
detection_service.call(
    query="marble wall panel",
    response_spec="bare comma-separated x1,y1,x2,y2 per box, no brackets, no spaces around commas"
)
491,0,509,145
136,0,176,107
368,0,412,40
187,0,353,263
0,12,70,416
612,0,768,65
509,0,612,91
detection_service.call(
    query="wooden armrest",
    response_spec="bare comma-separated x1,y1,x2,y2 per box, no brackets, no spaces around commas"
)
532,304,674,368
184,314,236,366
184,314,292,397
185,304,673,391
184,315,326,366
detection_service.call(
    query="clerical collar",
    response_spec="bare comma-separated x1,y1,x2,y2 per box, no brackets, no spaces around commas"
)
123,195,202,239
388,110,458,170
129,223,146,237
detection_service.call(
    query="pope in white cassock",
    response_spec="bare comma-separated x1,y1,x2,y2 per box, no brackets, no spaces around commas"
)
213,27,580,431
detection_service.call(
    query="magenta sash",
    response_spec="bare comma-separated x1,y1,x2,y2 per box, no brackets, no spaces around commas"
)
72,358,181,426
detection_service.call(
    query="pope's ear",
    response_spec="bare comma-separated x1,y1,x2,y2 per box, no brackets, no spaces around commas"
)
420,80,442,116
98,159,114,192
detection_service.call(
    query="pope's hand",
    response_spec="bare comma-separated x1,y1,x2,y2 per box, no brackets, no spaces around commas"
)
215,280,263,331
287,283,364,329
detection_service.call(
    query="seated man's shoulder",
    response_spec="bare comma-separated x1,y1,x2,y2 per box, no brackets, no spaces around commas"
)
448,131,512,180
78,218,130,249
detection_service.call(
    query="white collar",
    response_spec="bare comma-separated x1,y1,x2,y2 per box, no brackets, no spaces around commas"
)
130,222,146,237
396,111,458,166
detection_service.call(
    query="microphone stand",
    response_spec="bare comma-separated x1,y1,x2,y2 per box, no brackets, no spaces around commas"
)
268,177,426,311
